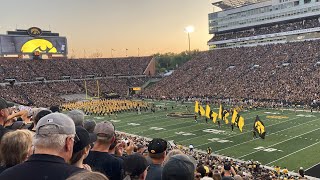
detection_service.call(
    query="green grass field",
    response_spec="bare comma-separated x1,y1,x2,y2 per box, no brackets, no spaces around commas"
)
86,100,320,172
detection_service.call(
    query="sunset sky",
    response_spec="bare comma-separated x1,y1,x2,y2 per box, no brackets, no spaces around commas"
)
1,0,214,58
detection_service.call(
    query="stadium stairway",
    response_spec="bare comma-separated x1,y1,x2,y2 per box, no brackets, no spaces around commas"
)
141,78,161,89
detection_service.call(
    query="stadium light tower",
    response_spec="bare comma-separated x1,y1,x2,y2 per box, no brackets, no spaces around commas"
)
184,26,194,52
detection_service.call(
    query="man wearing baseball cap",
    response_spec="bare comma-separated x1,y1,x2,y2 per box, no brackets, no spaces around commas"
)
0,98,14,141
123,154,149,180
146,138,167,180
162,154,196,180
84,121,123,180
0,113,83,180
70,126,97,170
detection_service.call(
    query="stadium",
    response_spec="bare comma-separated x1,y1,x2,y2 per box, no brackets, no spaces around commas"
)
0,0,320,179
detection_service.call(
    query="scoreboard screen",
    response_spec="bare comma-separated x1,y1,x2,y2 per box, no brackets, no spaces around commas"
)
0,35,67,55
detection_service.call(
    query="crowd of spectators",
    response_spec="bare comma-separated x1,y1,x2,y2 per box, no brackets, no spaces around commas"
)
210,17,320,42
0,99,308,179
0,56,152,82
0,77,149,107
143,40,320,105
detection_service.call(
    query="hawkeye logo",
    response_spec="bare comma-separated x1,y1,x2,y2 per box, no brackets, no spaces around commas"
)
21,39,57,54
266,115,288,119
27,27,42,37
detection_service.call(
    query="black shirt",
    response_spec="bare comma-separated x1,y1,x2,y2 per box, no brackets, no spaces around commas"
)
84,151,123,180
0,165,12,174
0,154,83,180
146,163,162,180
0,125,10,142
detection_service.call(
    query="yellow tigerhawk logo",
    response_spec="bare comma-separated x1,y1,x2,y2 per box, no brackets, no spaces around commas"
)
30,28,41,35
266,115,289,119
254,121,265,134
21,39,57,53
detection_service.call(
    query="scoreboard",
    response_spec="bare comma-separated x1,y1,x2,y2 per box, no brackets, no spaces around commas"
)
0,27,67,56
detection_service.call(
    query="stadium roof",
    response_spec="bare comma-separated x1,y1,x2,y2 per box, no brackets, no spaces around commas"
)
212,0,268,10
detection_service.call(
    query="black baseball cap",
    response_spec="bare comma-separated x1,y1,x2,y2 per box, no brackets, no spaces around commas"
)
33,109,52,125
162,154,195,180
148,138,167,154
0,98,14,110
73,126,97,153
124,154,148,177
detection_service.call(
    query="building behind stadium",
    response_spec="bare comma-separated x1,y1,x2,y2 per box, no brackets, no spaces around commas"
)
208,0,320,49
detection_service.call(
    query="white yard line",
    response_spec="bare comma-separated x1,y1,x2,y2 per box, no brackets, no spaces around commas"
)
238,127,320,158
153,123,202,138
215,117,320,152
140,121,200,134
116,113,171,128
121,108,265,136
306,163,320,171
265,141,320,165
178,110,270,143
193,116,302,147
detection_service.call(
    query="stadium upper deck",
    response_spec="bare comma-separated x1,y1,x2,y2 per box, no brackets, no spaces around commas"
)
208,0,320,48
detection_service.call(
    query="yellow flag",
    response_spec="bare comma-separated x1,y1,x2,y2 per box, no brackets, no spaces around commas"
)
194,101,199,113
231,109,238,124
211,111,218,123
205,105,211,119
254,116,265,139
223,110,230,124
199,105,205,116
218,104,223,120
238,116,245,132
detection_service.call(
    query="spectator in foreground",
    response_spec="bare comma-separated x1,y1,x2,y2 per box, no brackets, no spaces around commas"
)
84,121,123,180
163,149,183,165
162,154,195,180
0,98,14,141
84,120,96,133
66,171,109,180
67,109,85,127
123,154,148,180
70,126,97,170
0,113,83,180
221,162,236,180
30,108,52,132
50,105,60,113
197,165,213,180
212,170,222,180
146,138,167,180
0,130,33,173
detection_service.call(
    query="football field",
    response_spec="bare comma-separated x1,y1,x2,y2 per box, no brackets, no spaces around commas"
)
87,100,320,173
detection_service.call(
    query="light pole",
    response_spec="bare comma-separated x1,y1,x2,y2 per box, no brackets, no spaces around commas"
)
111,49,115,58
184,26,194,53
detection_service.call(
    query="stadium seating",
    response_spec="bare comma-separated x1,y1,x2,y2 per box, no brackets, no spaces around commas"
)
0,78,149,107
0,56,152,82
210,17,320,42
143,40,320,104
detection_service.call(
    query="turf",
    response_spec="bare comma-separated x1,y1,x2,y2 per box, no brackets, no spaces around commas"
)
84,100,320,172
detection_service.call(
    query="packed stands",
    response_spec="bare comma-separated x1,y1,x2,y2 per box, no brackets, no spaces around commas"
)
143,40,320,104
209,17,320,42
0,56,153,107
0,78,149,107
0,56,152,82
